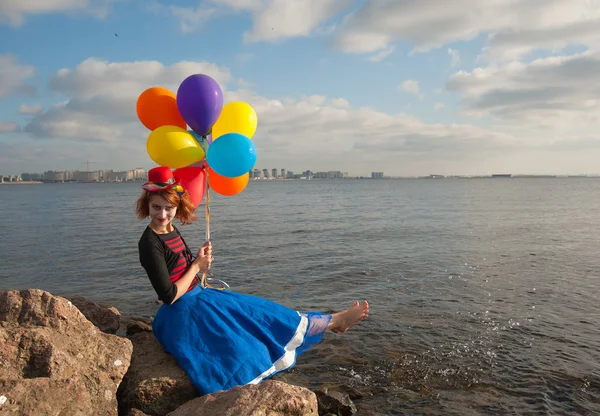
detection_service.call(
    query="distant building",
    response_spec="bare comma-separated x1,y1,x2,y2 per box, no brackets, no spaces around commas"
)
272,168,278,178
133,168,147,181
371,172,384,179
262,168,270,179
280,168,286,178
71,170,99,181
21,173,42,181
104,170,130,182
44,171,66,181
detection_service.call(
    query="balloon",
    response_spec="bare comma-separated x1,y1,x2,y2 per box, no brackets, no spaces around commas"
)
212,102,257,140
146,126,206,169
177,74,223,136
173,166,207,206
206,133,257,178
136,87,187,131
208,166,249,196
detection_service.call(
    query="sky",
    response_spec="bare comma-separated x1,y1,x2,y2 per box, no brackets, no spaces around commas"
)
1,0,600,177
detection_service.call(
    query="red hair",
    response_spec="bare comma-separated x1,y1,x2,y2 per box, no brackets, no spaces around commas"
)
136,187,197,225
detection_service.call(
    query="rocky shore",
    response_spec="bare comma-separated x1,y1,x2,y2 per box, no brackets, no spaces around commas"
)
0,289,385,416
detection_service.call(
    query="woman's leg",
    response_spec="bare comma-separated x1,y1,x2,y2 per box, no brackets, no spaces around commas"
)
327,300,369,333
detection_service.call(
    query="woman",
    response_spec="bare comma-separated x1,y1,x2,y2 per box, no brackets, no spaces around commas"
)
137,166,369,395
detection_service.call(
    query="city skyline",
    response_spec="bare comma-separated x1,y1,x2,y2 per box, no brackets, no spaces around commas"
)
5,164,600,184
5,163,600,180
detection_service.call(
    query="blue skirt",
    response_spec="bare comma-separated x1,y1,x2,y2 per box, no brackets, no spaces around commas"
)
152,286,331,395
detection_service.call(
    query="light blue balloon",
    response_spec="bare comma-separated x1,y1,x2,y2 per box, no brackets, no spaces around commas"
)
207,133,257,178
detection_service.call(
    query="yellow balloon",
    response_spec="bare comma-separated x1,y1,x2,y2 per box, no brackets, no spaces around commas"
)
211,101,258,140
146,125,205,168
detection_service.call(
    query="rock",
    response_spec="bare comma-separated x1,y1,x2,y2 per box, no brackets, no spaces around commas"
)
337,384,365,401
128,409,152,416
354,408,388,416
167,380,318,416
314,387,357,416
67,295,121,334
120,316,153,336
117,332,198,416
0,289,132,416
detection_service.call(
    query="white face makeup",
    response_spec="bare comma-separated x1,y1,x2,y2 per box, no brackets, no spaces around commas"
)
149,194,177,232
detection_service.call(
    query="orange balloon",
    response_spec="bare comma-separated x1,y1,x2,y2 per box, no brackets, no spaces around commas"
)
208,167,249,196
136,87,187,131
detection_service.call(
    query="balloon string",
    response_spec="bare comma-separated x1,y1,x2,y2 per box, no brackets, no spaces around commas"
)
198,134,228,290
200,166,211,289
205,174,211,242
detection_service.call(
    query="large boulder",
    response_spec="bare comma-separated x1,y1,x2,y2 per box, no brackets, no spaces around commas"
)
117,332,198,416
167,380,319,416
0,289,133,415
67,295,121,334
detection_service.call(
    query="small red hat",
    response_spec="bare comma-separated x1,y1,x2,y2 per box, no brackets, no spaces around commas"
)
142,166,184,194
147,166,173,185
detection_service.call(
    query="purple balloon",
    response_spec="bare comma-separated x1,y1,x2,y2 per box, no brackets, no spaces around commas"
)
177,74,223,136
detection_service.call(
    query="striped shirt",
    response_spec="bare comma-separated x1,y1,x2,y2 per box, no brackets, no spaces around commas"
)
139,226,200,304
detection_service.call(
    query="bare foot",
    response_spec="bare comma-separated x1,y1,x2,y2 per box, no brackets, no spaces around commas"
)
328,300,369,333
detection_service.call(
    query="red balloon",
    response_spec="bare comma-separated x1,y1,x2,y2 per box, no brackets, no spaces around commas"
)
173,166,206,207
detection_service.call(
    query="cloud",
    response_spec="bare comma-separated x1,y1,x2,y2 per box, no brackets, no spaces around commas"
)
330,98,350,108
332,0,600,61
162,0,352,40
212,0,262,10
0,0,119,27
169,5,216,33
368,45,395,62
446,50,600,130
50,58,233,100
486,15,600,61
8,57,543,175
0,54,36,98
434,103,445,110
0,121,20,133
224,89,522,171
18,103,44,114
399,80,423,99
214,0,353,43
24,58,233,141
448,48,460,67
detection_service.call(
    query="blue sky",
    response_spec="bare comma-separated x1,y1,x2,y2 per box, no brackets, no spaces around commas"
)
1,0,600,176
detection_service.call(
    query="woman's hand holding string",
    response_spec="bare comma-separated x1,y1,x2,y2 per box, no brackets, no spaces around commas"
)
193,241,212,272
